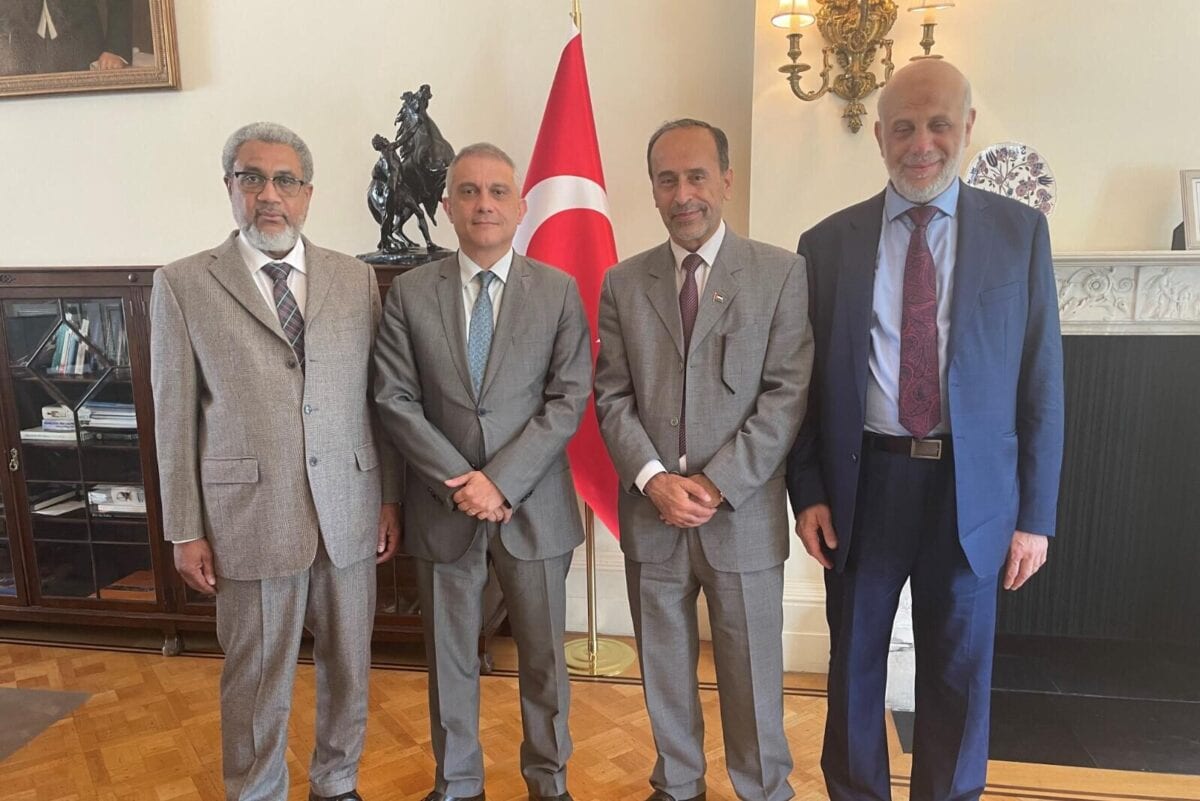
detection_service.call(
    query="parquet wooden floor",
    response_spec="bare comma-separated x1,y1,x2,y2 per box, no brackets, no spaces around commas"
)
0,642,1197,801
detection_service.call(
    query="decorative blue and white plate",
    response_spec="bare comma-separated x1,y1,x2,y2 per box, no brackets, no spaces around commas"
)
964,141,1056,216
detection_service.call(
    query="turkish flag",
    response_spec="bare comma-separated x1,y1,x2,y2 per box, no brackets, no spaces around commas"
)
514,25,620,537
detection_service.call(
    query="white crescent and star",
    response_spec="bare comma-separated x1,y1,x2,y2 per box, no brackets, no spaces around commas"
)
514,175,612,254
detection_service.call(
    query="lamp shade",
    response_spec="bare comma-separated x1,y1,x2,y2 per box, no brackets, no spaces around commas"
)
771,0,817,29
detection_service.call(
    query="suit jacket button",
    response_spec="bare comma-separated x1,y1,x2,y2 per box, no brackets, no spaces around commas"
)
850,452,858,463
309,456,318,466
477,408,487,417
670,416,679,426
303,404,313,414
286,358,298,369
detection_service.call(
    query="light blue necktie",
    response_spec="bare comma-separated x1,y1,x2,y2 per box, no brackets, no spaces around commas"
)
467,270,498,396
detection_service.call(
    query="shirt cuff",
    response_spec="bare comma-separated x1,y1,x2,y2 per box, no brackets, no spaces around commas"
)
634,460,668,494
171,536,202,544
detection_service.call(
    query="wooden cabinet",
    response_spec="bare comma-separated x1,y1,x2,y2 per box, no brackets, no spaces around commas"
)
0,266,503,665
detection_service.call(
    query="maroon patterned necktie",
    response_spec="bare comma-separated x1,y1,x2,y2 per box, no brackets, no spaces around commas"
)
678,253,702,458
262,261,305,371
899,206,940,439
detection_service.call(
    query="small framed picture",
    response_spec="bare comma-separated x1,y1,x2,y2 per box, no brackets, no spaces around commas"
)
1182,170,1200,250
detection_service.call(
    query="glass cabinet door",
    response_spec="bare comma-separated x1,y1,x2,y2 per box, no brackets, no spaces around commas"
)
3,296,156,604
0,440,15,604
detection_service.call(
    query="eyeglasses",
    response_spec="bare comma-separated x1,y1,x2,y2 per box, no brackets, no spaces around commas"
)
231,171,308,197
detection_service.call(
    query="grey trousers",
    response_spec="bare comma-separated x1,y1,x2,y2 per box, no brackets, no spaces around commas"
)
627,529,794,801
215,543,376,801
415,524,574,798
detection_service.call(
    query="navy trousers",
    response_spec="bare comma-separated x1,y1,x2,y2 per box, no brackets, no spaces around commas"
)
822,439,999,801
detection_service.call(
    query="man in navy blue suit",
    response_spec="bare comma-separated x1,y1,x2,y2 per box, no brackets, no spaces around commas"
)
786,60,1064,801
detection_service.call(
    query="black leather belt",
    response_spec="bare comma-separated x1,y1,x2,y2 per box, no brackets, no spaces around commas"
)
865,432,952,460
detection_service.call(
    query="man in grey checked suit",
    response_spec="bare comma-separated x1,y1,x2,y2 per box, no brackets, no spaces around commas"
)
373,142,592,801
150,122,401,801
594,119,813,801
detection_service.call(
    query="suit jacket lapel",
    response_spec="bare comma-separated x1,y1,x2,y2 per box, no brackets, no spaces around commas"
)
301,237,335,327
843,192,885,416
645,243,685,359
436,256,474,399
947,183,994,369
688,231,743,351
205,233,291,346
480,255,529,398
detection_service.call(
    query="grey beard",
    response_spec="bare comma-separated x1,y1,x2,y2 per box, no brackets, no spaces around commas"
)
891,156,961,204
241,222,300,254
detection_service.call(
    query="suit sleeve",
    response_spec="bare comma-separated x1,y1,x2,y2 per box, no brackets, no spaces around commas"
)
785,232,829,513
366,268,403,504
1015,213,1065,536
702,255,813,509
373,276,473,509
482,277,591,509
594,270,667,491
149,269,204,543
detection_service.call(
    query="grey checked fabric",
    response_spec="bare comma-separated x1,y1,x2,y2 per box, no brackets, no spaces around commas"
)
262,261,305,369
467,270,497,396
678,253,702,457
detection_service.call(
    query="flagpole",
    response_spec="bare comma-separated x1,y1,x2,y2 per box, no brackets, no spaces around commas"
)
560,0,635,677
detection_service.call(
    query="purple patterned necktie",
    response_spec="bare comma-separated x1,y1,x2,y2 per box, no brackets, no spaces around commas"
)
262,261,305,370
899,206,940,439
678,253,702,458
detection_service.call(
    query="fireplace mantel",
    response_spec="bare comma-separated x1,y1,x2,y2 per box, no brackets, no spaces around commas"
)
1055,251,1200,335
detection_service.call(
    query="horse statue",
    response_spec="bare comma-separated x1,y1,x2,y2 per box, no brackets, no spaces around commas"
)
363,84,455,263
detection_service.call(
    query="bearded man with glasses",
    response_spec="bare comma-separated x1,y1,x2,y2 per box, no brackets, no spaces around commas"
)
150,121,402,801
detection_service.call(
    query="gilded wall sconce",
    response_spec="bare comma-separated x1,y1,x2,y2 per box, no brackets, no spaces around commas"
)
773,0,898,133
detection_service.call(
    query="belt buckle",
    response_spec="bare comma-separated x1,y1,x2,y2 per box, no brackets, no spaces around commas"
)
909,438,943,460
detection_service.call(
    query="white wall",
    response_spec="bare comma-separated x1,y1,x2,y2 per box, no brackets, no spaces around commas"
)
750,0,1200,253
1,0,756,266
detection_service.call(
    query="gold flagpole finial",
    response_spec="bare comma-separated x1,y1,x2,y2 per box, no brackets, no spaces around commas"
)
571,0,582,30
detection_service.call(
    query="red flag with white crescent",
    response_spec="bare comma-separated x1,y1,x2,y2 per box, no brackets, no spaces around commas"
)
514,25,620,536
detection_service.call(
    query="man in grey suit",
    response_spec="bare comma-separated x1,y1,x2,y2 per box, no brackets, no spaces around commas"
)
594,119,813,801
373,142,592,801
151,122,401,801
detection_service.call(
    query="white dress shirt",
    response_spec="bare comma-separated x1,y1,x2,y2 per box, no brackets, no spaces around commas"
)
236,233,309,318
634,221,728,493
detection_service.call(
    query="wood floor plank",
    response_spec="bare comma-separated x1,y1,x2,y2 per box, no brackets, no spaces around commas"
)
0,643,1196,800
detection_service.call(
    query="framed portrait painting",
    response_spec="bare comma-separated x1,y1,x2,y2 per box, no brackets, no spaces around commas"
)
1182,170,1200,250
0,0,179,98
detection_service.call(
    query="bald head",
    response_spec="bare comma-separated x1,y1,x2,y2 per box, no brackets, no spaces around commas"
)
874,59,976,203
878,59,972,122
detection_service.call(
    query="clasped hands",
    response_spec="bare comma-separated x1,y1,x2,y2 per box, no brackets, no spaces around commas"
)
445,470,512,523
645,472,723,528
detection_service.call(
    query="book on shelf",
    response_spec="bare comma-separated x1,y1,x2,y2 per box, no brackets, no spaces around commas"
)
32,499,86,516
42,302,127,376
95,570,156,602
20,427,94,442
93,504,147,516
29,488,77,511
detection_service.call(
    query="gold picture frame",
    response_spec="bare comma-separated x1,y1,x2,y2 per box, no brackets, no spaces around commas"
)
0,0,180,99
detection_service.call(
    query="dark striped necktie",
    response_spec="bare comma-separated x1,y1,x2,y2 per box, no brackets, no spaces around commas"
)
262,261,305,371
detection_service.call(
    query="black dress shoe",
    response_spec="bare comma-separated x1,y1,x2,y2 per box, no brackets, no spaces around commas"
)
421,792,485,801
644,792,706,801
531,794,574,801
308,792,363,801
